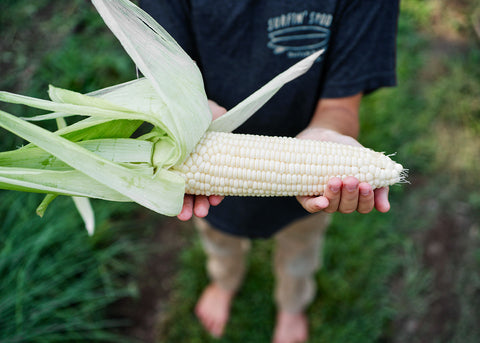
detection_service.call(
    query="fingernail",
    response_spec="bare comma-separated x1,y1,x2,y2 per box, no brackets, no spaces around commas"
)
346,184,357,192
329,184,340,193
360,188,370,196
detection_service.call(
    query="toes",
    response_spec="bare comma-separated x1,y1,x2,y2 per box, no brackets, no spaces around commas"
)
210,321,224,338
273,312,308,343
194,284,232,338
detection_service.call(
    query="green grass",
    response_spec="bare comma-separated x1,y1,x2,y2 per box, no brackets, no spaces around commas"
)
0,191,141,342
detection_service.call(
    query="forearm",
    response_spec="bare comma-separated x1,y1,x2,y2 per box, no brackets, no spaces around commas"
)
305,93,362,139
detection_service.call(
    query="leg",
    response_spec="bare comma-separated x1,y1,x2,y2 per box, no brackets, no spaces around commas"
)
272,212,330,343
193,217,250,338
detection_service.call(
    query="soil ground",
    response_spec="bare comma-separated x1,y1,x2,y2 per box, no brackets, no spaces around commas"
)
108,217,193,342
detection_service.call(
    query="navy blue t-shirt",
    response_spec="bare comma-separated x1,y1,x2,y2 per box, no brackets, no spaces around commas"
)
141,0,399,238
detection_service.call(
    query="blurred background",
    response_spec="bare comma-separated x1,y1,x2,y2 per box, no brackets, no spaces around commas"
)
0,0,479,342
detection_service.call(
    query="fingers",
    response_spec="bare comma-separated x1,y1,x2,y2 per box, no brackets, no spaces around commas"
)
176,195,225,221
177,195,194,221
208,195,225,206
181,181,386,220
338,176,360,213
193,195,210,217
297,195,329,213
298,177,388,215
374,187,390,213
207,100,227,120
322,177,342,213
357,183,375,213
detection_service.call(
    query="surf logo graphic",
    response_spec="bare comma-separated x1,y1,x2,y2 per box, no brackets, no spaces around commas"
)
267,11,332,59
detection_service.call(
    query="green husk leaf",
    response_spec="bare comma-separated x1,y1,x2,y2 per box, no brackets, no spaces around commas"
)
51,85,185,168
72,196,95,236
56,116,96,236
92,0,212,164
0,139,153,170
0,86,181,168
47,79,152,141
18,79,150,140
49,83,133,112
37,109,69,219
0,89,162,127
79,139,153,163
36,194,57,217
0,167,131,200
51,117,143,142
56,116,67,129
0,109,185,216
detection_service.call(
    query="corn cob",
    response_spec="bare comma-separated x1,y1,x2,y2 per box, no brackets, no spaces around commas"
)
171,131,405,197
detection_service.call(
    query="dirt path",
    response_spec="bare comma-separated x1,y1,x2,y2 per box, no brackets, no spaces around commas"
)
109,217,193,343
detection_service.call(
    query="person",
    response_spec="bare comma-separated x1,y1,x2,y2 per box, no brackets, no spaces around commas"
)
141,1,399,342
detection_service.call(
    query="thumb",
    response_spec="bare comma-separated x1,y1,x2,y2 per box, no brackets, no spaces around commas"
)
208,100,227,120
296,196,329,213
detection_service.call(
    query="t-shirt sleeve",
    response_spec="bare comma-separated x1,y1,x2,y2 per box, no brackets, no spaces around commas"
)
320,0,399,99
139,0,198,60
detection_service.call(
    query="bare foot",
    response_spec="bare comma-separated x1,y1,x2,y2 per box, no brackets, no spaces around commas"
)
272,311,308,343
194,283,235,338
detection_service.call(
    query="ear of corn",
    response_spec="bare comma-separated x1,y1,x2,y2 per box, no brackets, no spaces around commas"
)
172,131,405,197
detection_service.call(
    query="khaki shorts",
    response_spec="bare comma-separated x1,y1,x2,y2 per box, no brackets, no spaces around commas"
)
194,211,330,313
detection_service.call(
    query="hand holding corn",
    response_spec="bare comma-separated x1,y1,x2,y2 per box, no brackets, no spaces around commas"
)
295,127,390,215
178,100,227,221
176,100,397,221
